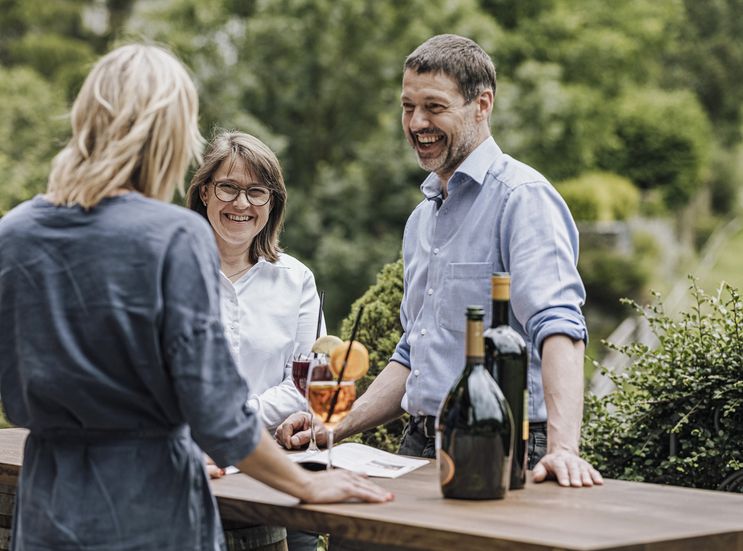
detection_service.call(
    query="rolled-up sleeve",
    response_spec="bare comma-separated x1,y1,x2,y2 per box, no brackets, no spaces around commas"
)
390,331,411,368
499,181,588,354
161,225,261,467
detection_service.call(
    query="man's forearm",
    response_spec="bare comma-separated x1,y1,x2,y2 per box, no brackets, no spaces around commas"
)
540,335,586,455
335,361,409,441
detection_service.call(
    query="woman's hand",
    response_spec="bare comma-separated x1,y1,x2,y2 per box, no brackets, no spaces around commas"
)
236,431,392,505
298,470,393,504
204,454,226,479
274,411,327,449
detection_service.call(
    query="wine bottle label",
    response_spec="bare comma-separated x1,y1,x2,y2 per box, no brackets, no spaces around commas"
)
439,449,455,487
522,390,529,440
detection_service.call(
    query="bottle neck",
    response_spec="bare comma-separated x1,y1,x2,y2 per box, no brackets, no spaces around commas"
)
466,318,485,362
491,299,509,328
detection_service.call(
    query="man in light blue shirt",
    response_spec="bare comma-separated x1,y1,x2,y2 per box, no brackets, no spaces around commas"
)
278,34,602,487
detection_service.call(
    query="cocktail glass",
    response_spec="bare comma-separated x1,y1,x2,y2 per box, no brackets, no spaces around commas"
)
306,360,356,470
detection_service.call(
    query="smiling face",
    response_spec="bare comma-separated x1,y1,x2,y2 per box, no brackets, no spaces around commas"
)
199,158,271,257
401,69,492,183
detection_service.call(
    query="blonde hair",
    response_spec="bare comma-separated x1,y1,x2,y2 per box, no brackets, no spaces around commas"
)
47,44,204,208
186,131,286,264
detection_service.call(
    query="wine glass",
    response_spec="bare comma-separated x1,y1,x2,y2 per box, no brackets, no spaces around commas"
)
291,353,321,453
306,361,357,470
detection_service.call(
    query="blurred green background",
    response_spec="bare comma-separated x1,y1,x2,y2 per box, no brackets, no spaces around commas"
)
2,0,743,409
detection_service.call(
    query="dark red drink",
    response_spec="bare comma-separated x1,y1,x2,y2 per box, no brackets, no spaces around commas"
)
292,359,311,397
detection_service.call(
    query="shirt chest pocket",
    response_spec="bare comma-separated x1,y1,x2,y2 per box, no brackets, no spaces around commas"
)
438,262,492,333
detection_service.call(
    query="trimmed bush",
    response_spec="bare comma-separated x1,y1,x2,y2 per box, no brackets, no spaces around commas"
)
583,280,743,492
597,88,711,208
578,248,649,315
557,171,640,222
340,257,406,452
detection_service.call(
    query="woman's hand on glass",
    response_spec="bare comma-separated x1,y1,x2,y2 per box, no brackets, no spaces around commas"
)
274,411,328,450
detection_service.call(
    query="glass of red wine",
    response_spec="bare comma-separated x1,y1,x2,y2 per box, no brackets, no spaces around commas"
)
292,353,321,453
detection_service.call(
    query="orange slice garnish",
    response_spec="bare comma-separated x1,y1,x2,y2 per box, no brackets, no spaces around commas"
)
329,341,369,380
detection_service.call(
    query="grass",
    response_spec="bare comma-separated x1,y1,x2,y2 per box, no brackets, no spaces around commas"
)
696,221,743,293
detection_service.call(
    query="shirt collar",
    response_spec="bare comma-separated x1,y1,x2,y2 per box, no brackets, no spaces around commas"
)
220,254,289,283
419,137,502,198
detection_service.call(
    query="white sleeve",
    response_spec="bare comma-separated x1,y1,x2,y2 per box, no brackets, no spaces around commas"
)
247,264,324,431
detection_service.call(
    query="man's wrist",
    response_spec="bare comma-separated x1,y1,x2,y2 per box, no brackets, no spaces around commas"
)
546,432,580,456
333,410,357,442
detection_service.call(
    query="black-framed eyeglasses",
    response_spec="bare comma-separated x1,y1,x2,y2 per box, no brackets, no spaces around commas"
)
212,182,271,206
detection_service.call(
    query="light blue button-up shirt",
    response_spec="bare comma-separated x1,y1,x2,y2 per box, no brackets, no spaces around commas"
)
390,137,587,423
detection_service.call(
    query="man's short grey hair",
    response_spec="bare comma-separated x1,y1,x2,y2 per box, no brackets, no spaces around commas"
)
404,34,496,102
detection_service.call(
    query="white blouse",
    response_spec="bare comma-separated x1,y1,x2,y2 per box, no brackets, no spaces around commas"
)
219,253,325,431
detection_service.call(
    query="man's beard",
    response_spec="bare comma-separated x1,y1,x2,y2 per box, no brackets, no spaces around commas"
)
415,120,479,177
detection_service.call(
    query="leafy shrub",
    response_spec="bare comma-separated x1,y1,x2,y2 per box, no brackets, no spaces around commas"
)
583,281,743,492
557,171,640,222
597,88,711,208
579,248,649,313
340,257,406,452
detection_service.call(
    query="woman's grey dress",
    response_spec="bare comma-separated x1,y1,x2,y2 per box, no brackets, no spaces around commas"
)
0,194,261,550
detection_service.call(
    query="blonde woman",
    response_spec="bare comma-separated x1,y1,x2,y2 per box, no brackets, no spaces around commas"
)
0,44,390,551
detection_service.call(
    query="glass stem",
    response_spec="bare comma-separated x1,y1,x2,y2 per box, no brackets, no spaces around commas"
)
326,428,334,470
308,409,319,453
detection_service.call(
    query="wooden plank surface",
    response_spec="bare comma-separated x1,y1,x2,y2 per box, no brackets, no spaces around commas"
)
213,457,743,551
1,428,742,550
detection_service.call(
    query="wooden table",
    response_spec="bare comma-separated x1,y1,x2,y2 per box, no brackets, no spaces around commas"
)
1,428,742,550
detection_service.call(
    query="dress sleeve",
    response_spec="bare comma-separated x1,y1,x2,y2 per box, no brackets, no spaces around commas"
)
161,222,261,467
498,182,588,355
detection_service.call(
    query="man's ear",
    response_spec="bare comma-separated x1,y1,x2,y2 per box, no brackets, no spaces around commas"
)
475,89,494,122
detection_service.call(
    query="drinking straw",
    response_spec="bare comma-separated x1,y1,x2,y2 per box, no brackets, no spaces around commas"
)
315,290,325,340
325,305,364,422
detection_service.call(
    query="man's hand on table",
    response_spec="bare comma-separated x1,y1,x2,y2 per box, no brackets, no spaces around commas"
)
532,450,603,487
274,411,328,449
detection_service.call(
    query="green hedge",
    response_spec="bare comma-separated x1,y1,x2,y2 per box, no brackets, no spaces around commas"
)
583,281,743,492
597,88,711,208
557,171,640,222
340,257,406,452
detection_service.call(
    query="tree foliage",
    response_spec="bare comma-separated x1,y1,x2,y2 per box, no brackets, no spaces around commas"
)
0,66,68,215
583,281,743,492
0,0,740,330
557,172,640,222
596,89,712,207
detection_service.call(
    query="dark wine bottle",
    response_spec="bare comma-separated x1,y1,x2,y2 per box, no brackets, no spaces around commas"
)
436,306,513,500
484,273,528,490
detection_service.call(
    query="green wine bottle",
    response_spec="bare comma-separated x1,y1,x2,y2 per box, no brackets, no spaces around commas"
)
436,306,513,500
484,273,528,490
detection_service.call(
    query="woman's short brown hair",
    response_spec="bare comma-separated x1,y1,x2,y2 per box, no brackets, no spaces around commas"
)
186,130,286,264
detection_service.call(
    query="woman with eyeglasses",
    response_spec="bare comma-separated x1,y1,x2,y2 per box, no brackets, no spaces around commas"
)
186,132,324,550
187,131,320,435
